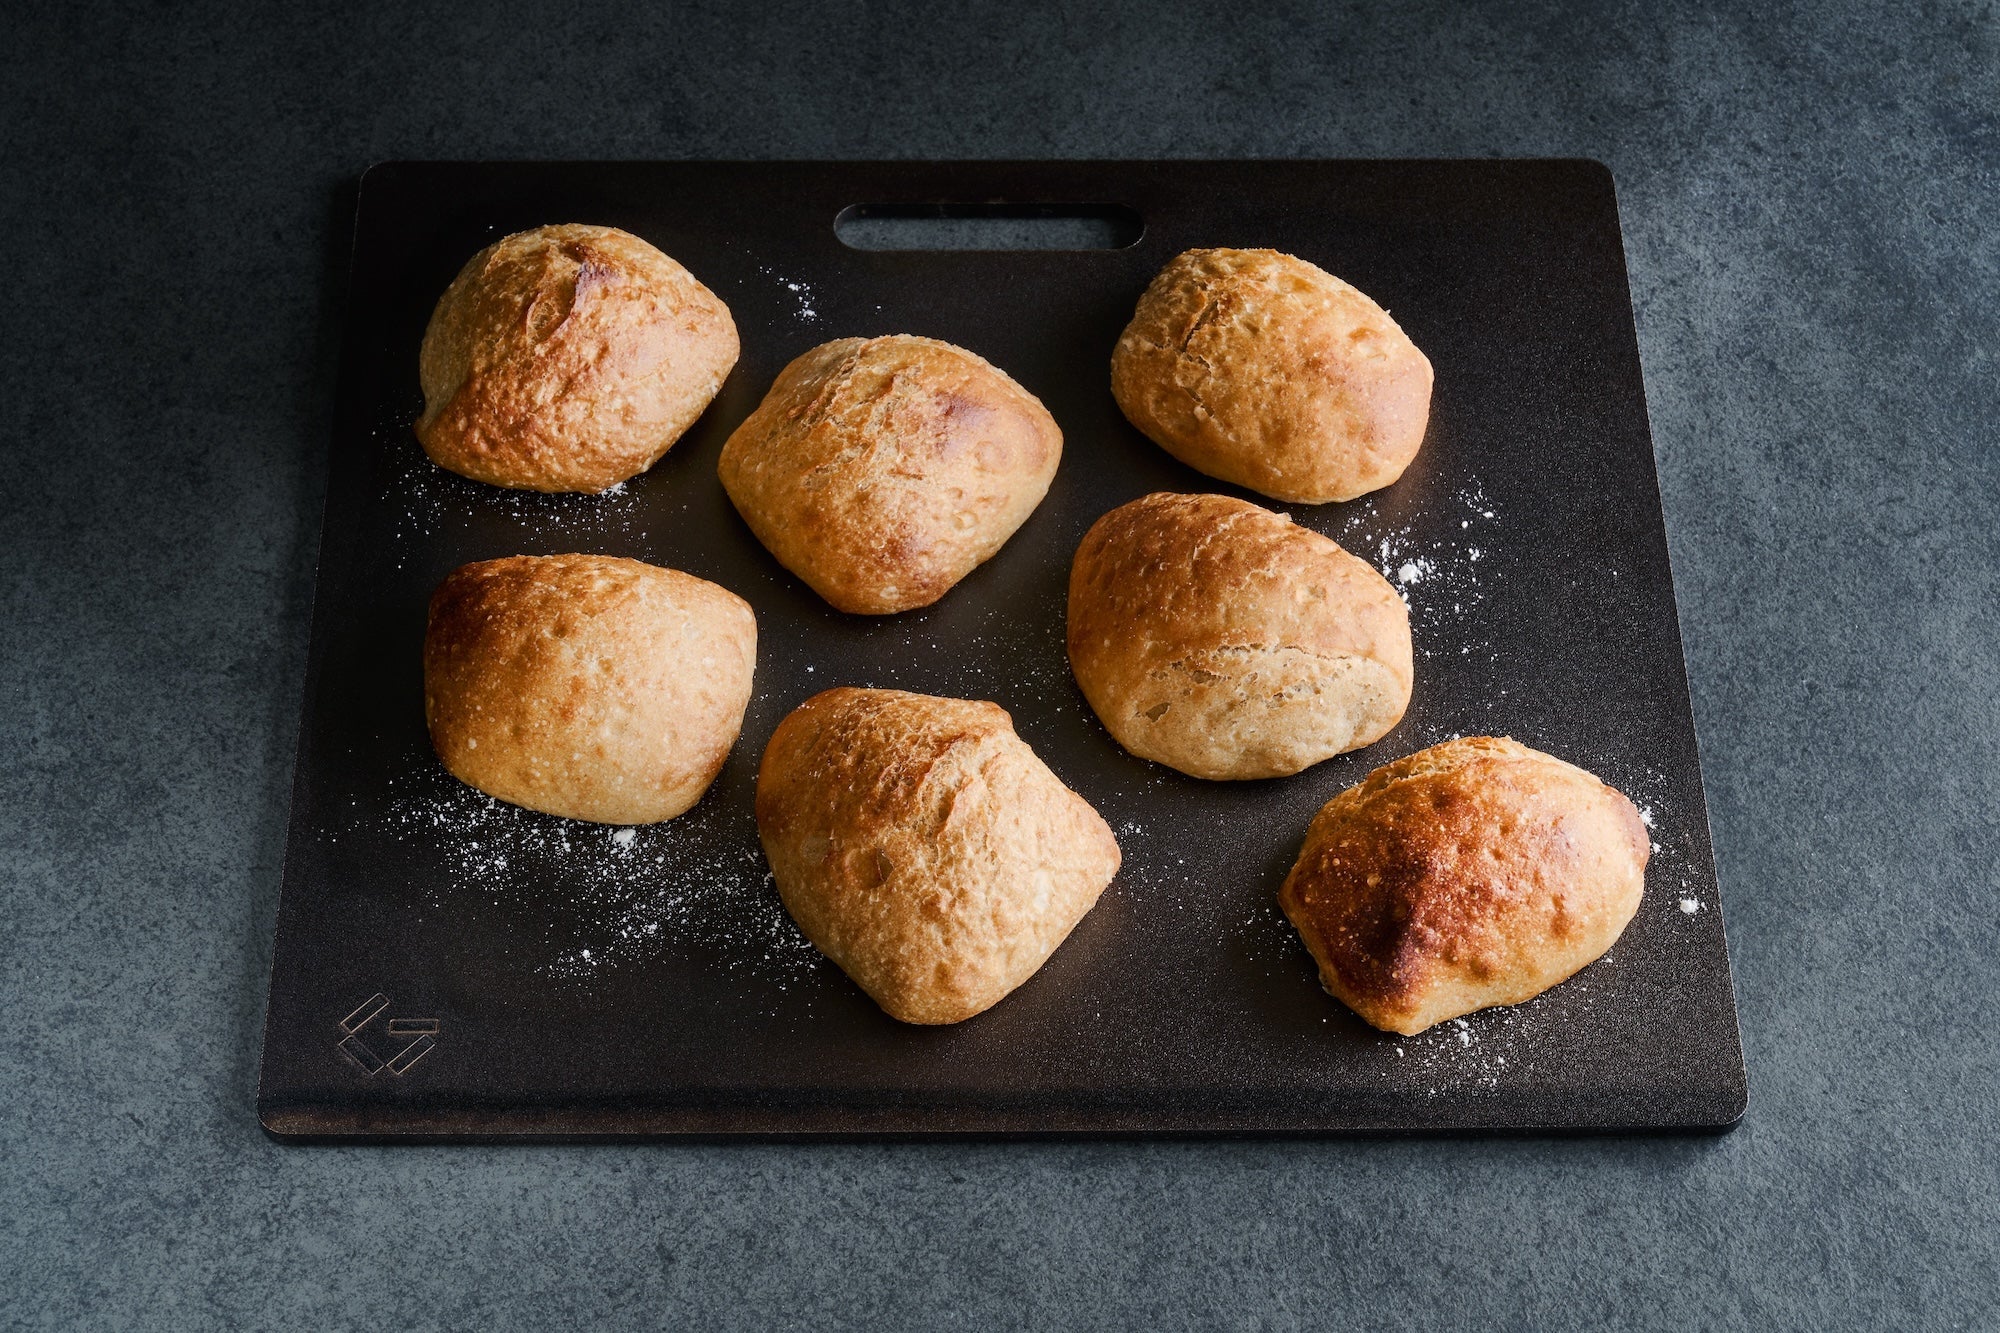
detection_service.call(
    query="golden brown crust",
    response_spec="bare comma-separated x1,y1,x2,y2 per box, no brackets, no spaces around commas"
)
1067,492,1412,780
717,335,1062,614
423,554,756,824
1110,248,1431,504
417,224,739,493
755,687,1121,1024
1277,737,1648,1035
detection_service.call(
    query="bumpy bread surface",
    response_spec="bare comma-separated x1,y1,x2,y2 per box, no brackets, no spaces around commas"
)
1067,492,1412,780
756,688,1121,1024
424,554,756,824
1110,248,1432,504
717,335,1062,614
1278,737,1648,1035
417,224,739,493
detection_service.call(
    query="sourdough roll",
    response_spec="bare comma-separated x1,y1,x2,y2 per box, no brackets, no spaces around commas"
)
756,688,1121,1024
1067,492,1412,780
1110,248,1431,503
417,224,738,492
718,335,1062,614
423,554,755,824
1279,737,1648,1035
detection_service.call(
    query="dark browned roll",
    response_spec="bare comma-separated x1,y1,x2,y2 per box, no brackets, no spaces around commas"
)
1279,737,1648,1035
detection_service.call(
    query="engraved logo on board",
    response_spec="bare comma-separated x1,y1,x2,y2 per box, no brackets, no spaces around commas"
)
335,993,439,1076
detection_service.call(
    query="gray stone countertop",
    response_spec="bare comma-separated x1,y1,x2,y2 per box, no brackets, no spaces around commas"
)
3,2,1994,1328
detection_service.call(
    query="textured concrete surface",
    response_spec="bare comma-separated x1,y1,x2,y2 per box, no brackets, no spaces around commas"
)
3,1,1995,1327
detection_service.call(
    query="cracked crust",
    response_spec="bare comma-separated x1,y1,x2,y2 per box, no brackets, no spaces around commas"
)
1067,492,1412,779
718,335,1062,614
423,554,756,824
417,224,739,493
1110,248,1431,504
1278,737,1648,1034
756,688,1121,1024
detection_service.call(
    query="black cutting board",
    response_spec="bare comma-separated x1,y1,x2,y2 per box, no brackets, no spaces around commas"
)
257,160,1746,1138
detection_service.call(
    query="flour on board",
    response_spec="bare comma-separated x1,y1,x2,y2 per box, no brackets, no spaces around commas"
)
376,765,822,989
758,265,823,323
380,422,646,566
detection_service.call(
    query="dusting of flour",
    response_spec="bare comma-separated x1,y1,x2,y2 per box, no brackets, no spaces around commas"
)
1333,480,1503,662
757,264,823,324
382,435,645,566
379,765,822,989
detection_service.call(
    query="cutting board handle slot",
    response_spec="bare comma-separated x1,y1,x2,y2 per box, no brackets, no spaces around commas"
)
833,202,1143,251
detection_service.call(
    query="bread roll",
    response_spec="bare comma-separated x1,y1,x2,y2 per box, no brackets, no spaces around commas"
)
756,688,1120,1024
718,335,1062,614
1279,737,1648,1035
424,554,755,824
1110,248,1431,503
417,224,738,493
1067,492,1412,780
